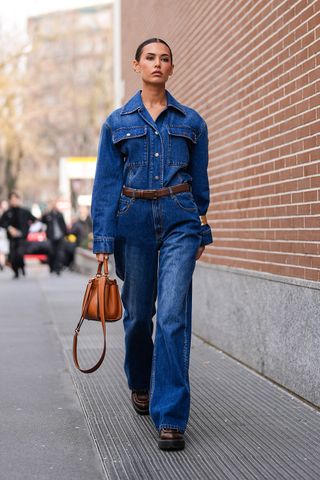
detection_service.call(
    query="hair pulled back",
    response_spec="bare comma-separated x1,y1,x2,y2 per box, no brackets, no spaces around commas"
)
135,38,173,63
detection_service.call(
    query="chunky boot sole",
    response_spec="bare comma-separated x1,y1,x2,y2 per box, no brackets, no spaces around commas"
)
131,393,149,415
131,401,149,415
158,438,185,451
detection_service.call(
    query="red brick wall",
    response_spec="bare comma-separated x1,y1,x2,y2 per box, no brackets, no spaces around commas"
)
121,0,320,281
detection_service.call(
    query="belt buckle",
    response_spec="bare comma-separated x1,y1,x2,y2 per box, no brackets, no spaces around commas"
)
152,192,158,200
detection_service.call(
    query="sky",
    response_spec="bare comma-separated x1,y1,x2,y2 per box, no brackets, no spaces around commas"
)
0,0,110,31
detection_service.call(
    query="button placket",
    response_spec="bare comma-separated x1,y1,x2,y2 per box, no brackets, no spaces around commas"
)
152,129,161,187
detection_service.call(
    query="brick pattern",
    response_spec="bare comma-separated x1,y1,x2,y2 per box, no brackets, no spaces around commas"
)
121,0,320,281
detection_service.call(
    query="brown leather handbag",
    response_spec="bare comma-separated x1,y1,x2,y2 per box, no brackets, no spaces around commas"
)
73,258,122,373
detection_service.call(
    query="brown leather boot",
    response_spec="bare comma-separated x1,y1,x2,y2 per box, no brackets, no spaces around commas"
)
158,428,185,450
131,390,149,415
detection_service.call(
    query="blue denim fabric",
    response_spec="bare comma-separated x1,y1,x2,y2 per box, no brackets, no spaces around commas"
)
114,194,201,432
91,89,213,254
91,89,213,433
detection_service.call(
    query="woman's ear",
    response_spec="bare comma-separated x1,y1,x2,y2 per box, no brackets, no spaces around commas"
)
132,59,140,73
169,64,174,77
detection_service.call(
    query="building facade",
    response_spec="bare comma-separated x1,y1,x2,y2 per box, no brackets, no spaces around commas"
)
21,2,114,205
119,0,320,405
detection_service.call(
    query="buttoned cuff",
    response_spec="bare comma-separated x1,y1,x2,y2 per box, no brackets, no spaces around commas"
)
200,224,213,246
93,236,114,254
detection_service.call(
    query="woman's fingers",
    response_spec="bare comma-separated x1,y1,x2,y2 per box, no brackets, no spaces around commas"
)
95,253,109,262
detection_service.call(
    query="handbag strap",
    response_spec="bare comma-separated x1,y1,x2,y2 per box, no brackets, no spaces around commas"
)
97,257,109,275
73,264,108,374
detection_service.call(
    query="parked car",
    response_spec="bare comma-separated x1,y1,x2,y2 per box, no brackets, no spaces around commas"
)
25,221,50,262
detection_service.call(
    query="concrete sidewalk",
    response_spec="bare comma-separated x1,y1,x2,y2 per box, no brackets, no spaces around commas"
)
0,263,104,480
1,262,320,480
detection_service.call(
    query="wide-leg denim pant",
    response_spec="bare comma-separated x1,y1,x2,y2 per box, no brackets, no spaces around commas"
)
114,190,202,433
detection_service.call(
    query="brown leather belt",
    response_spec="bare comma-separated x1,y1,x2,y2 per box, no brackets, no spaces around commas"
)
122,183,190,200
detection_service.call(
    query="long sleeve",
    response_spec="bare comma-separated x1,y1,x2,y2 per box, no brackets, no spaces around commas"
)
91,122,124,254
58,213,67,236
27,210,37,223
20,209,36,238
188,120,213,246
0,212,8,229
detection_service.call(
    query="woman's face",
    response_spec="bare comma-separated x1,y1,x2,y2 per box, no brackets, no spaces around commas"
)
133,42,174,85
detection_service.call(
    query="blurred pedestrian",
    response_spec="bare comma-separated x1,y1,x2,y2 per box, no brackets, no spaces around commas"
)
70,206,93,249
41,199,67,275
0,191,36,278
0,200,9,271
63,207,93,269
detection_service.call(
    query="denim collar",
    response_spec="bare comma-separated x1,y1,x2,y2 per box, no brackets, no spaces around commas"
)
120,89,186,116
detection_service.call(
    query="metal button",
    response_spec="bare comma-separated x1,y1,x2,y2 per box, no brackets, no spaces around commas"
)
154,131,159,135
154,175,159,180
126,133,131,136
154,152,159,157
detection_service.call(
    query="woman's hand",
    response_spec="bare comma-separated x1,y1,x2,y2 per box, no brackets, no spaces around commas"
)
196,246,205,260
95,253,109,262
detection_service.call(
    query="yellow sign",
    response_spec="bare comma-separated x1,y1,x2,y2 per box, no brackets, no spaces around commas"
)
66,157,96,163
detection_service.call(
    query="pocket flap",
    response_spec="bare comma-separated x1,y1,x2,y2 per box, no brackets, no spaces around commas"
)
167,125,197,143
112,126,147,144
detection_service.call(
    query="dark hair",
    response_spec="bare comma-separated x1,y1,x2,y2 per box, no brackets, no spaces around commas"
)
135,38,173,63
8,190,21,200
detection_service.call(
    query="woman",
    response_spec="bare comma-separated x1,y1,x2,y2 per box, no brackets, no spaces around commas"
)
91,38,213,450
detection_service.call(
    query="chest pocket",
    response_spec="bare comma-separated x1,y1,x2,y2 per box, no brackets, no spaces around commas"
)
167,125,197,166
112,126,148,166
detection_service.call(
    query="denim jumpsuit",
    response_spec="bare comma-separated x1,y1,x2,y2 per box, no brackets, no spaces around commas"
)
91,89,213,433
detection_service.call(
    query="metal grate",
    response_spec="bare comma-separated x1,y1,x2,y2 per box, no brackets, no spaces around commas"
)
43,270,320,480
